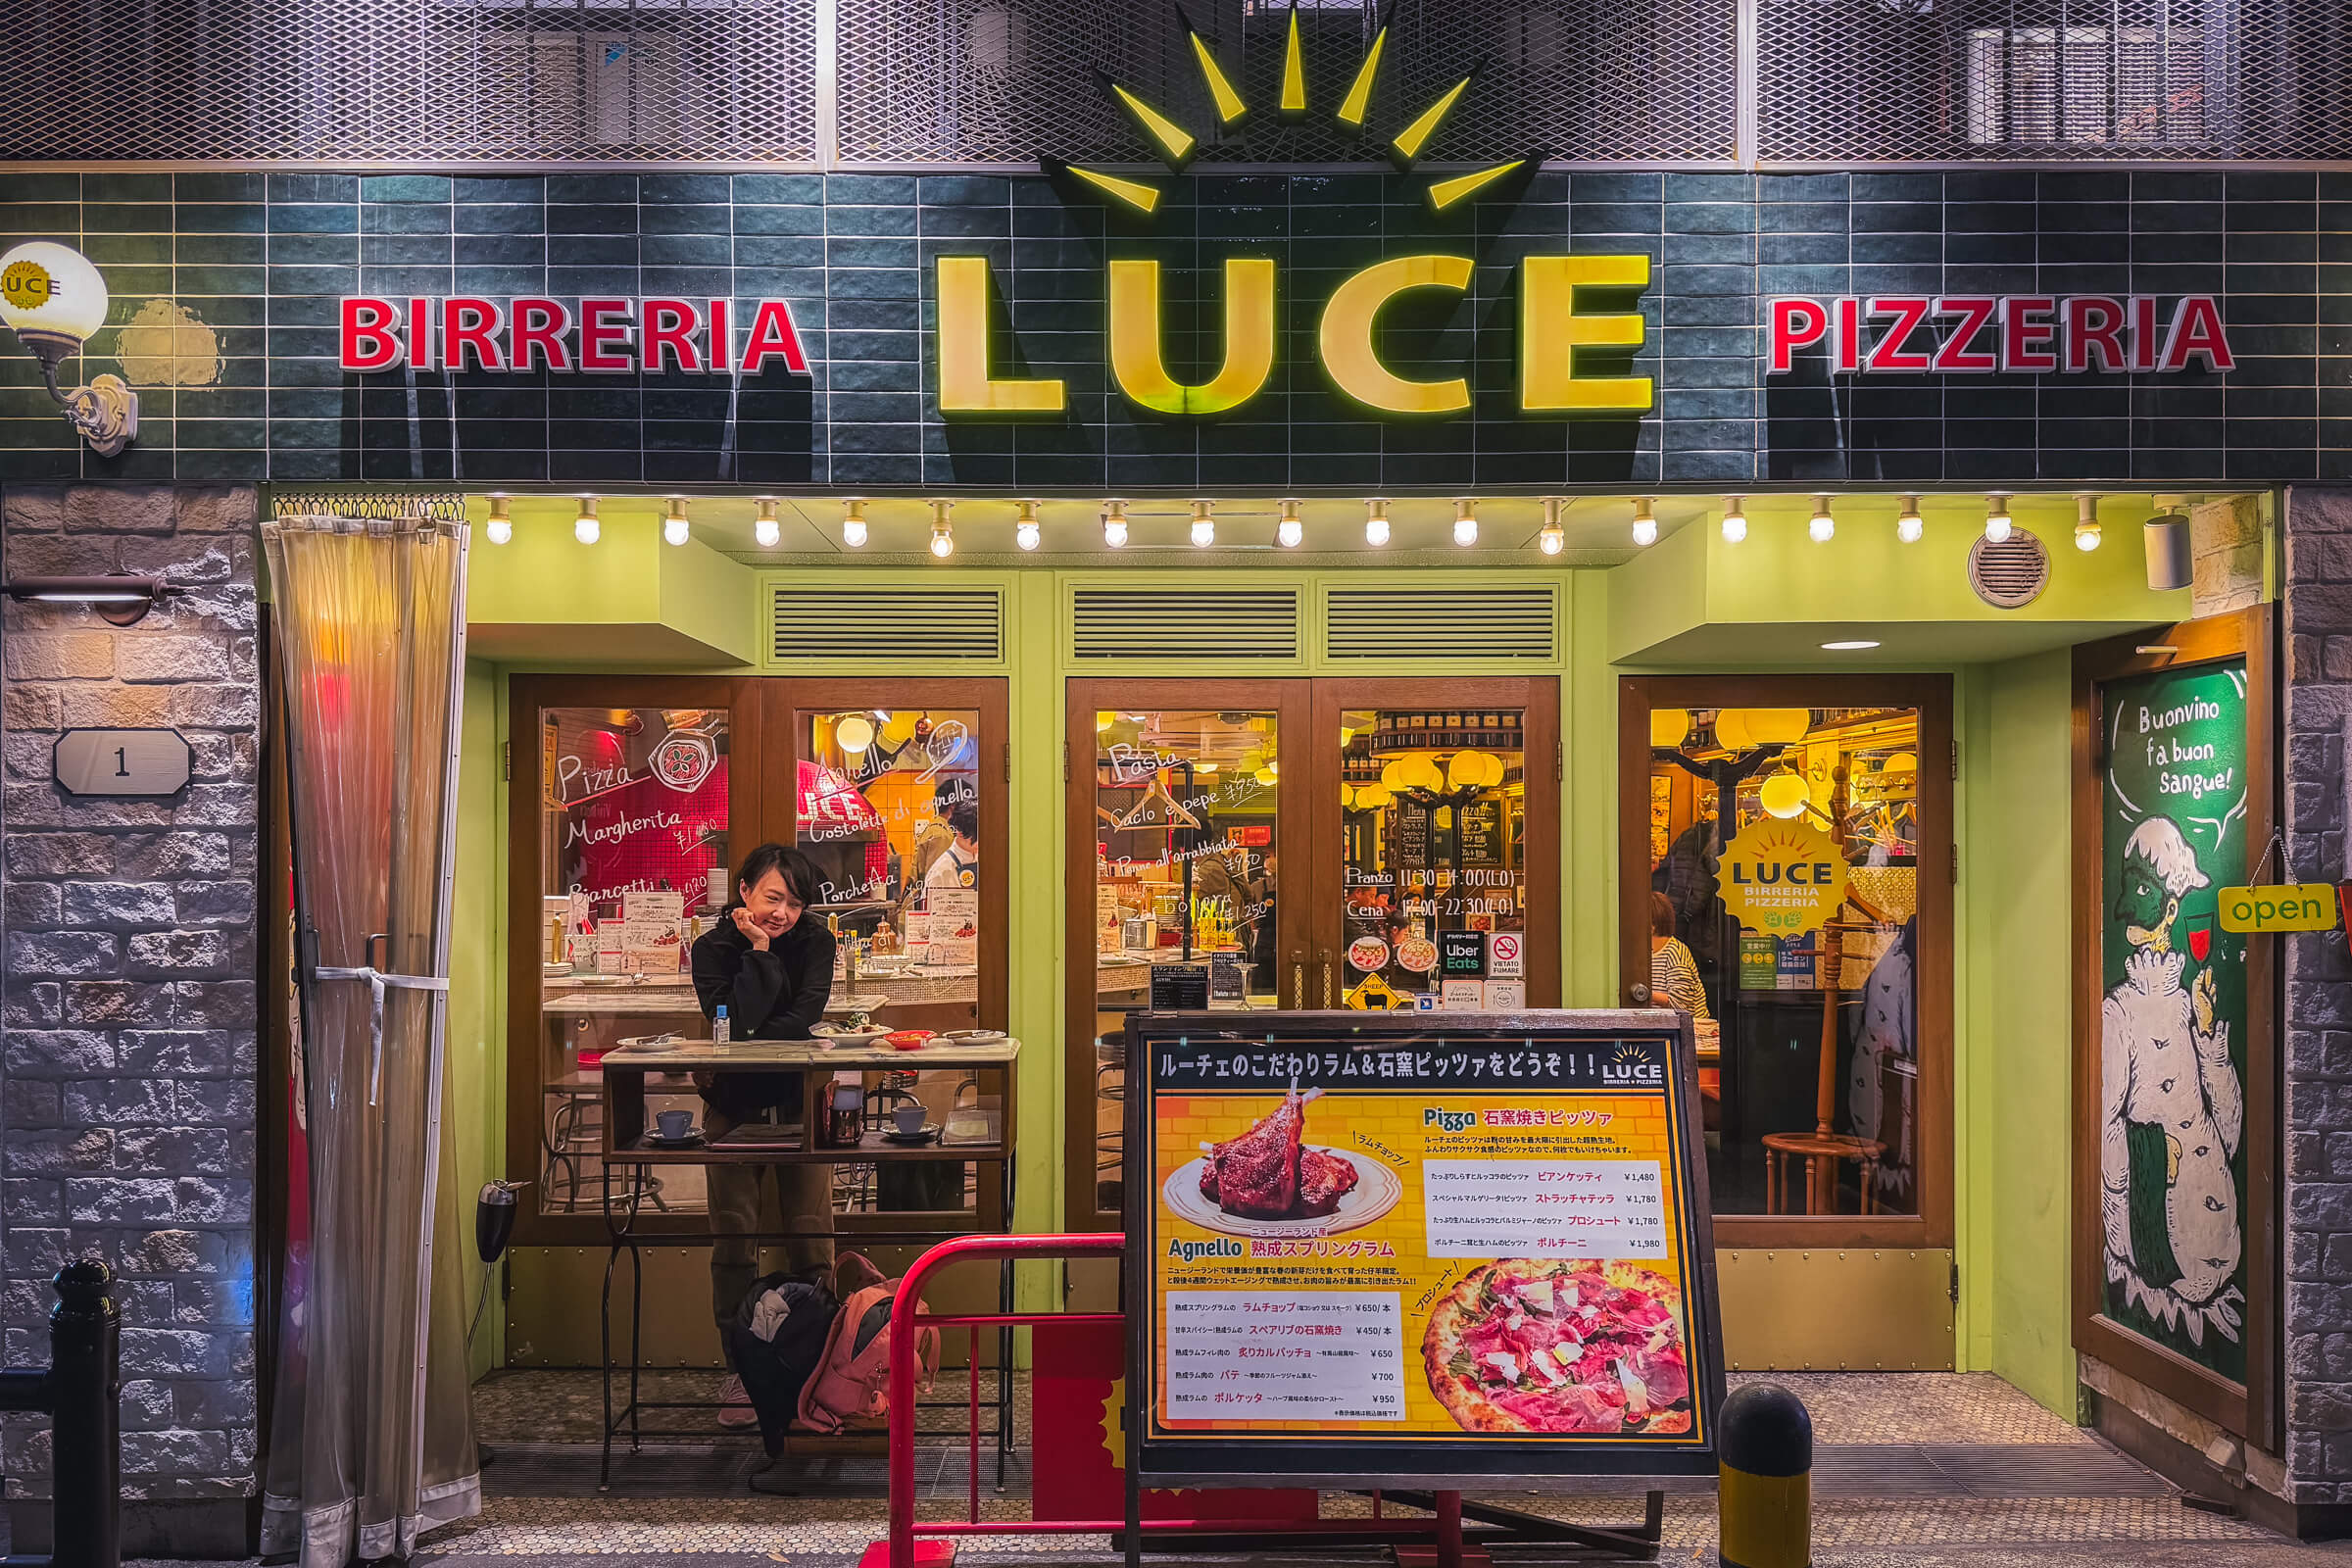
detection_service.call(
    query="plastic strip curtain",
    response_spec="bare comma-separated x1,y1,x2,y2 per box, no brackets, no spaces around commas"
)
260,497,479,1567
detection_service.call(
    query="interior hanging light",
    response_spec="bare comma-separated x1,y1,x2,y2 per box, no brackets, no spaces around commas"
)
1276,498,1303,549
842,497,868,549
1719,495,1745,544
484,493,513,545
1102,498,1129,549
1452,498,1479,547
1896,494,1924,544
1538,496,1565,556
929,499,955,558
2074,493,2102,552
1984,493,2014,544
835,714,876,753
1364,497,1391,548
662,496,690,547
573,495,600,545
754,497,781,549
1631,496,1657,549
1015,499,1042,552
1759,769,1811,819
1808,494,1835,543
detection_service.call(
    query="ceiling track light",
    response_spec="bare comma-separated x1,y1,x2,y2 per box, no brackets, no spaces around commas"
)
1015,498,1042,552
842,497,868,549
929,499,956,559
2074,493,2102,552
1720,495,1745,544
573,495,600,545
662,496,690,547
1190,498,1216,548
1364,497,1391,548
1538,496,1565,557
1984,493,2014,544
1808,494,1835,543
1276,498,1303,549
1452,498,1479,547
1102,498,1129,549
1630,496,1657,549
754,497,781,549
484,493,513,545
1896,494,1924,544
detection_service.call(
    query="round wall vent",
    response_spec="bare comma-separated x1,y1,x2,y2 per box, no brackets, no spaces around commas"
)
1968,527,2049,609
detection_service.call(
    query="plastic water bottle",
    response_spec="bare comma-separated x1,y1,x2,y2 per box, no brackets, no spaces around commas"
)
711,1004,730,1046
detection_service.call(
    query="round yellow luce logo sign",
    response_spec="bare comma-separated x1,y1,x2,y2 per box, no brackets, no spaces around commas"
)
1,257,56,311
1720,817,1848,936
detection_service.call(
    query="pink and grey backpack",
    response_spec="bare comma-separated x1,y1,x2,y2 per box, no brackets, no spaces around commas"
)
795,1256,938,1434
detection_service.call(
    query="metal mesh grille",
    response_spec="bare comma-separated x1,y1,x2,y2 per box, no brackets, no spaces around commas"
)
834,0,1738,165
1757,0,2352,161
0,0,815,162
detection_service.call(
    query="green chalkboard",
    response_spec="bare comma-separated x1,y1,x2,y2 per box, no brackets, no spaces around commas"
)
2096,660,2249,1383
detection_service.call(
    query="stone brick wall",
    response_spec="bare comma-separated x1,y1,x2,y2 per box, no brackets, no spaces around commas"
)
0,484,260,1511
2281,486,2352,1505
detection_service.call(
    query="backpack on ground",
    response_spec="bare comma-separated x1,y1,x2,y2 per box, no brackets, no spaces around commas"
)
794,1258,938,1435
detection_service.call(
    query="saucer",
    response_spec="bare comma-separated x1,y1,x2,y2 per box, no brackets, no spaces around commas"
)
882,1125,941,1146
648,1131,705,1149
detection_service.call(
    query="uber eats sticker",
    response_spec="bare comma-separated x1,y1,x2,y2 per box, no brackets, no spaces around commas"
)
2096,661,2248,1380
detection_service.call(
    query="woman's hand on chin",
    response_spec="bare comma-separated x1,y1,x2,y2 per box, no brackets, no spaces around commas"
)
731,906,772,952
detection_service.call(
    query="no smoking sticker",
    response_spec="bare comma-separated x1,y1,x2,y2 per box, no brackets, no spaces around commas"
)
1488,931,1523,978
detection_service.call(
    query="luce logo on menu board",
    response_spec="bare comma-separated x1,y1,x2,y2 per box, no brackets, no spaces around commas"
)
1126,1014,1723,1481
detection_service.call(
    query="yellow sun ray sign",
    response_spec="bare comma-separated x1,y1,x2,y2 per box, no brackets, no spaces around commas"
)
1334,25,1388,133
1279,6,1307,121
1182,16,1249,126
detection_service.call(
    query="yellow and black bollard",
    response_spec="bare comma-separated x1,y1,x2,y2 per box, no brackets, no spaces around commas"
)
1718,1382,1812,1568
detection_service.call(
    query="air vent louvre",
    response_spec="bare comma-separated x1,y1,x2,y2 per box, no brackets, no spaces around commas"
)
1070,588,1301,662
1325,586,1559,662
1967,530,2050,610
770,586,1003,662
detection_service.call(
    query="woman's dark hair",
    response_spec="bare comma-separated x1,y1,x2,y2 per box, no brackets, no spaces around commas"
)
946,800,980,843
1649,891,1677,939
733,842,821,907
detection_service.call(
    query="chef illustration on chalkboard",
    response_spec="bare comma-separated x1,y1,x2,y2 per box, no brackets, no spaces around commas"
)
2099,814,2244,1348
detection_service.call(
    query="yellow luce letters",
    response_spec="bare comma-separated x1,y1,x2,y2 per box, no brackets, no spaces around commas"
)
1108,258,1276,416
936,255,1066,416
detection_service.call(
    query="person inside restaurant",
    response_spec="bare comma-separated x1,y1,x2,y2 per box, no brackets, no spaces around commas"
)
924,797,979,901
690,842,837,1428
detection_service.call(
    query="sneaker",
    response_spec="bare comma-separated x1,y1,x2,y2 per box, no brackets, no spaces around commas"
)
717,1372,760,1430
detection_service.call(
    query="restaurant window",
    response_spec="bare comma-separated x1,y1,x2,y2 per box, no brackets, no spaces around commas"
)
1338,708,1528,1008
1645,705,1926,1218
532,701,733,1220
1087,707,1284,1213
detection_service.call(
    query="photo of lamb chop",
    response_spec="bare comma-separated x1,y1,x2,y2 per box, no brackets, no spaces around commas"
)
1184,1083,1373,1226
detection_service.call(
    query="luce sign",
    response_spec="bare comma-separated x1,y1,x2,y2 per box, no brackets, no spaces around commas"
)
1125,1009,1723,1483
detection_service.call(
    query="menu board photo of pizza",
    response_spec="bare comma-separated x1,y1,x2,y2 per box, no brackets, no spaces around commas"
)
1125,1011,1723,1482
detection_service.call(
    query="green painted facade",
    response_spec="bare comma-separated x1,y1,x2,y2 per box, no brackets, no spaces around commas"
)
440,505,2213,1412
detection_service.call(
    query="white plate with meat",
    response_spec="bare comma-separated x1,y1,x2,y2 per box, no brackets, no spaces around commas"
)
1158,1086,1402,1238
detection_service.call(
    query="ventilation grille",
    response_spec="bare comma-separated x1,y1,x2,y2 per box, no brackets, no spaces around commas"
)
771,586,1003,662
1070,588,1300,662
1967,529,2050,610
1325,586,1558,662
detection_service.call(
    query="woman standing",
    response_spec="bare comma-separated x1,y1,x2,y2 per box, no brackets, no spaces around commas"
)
690,843,837,1427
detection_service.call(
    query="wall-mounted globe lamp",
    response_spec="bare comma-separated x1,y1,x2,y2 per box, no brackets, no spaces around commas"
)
0,242,137,457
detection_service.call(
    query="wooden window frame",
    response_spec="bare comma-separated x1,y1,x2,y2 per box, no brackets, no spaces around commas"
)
2071,606,2277,1443
1617,673,1957,1251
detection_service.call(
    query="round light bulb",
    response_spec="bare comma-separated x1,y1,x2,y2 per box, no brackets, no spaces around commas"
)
662,499,690,547
1365,498,1390,548
930,528,954,559
1984,496,2013,544
843,499,868,549
573,496,600,545
1759,771,1811,819
1190,499,1215,548
1539,496,1565,556
1721,496,1747,544
754,498,780,549
1015,499,1041,552
1630,498,1657,549
2074,495,2101,552
0,241,110,350
929,500,955,558
1808,496,1835,543
1896,495,1924,543
835,715,875,753
484,495,513,545
1452,499,1479,547
1277,499,1303,549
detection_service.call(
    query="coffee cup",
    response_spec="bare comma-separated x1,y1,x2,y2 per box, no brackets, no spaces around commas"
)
892,1103,929,1136
655,1109,695,1141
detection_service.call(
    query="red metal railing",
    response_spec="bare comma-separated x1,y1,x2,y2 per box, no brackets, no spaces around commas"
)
873,1232,1473,1568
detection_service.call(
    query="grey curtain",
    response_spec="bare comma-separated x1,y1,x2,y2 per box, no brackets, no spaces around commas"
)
260,502,479,1565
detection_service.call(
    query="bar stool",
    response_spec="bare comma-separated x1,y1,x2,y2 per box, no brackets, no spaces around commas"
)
1095,1036,1125,1212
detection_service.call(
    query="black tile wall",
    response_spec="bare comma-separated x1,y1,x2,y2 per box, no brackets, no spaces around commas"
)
0,171,2346,486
